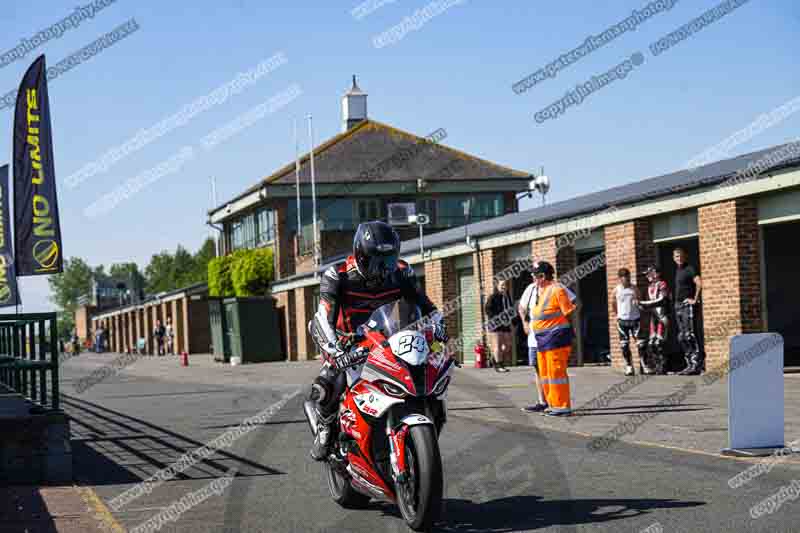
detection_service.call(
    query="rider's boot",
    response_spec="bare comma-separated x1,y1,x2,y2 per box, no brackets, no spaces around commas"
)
310,411,337,461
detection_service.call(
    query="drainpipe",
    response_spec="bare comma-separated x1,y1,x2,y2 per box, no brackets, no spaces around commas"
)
472,238,489,354
206,221,224,256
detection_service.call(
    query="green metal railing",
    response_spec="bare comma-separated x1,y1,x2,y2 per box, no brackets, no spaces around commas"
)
0,312,59,410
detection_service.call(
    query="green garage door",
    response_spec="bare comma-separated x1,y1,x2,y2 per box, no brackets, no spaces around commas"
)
458,268,480,364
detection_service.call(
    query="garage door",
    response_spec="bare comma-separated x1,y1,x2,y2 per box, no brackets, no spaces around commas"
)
458,268,480,363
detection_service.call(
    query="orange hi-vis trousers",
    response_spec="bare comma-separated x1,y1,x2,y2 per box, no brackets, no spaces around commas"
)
537,345,572,412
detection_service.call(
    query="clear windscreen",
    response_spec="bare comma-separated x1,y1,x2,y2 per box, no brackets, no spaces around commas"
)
361,300,422,338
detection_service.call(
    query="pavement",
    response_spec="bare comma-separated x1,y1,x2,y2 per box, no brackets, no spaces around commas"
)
8,352,800,532
0,485,117,532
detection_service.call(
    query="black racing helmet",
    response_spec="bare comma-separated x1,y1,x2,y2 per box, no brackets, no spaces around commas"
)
353,221,401,284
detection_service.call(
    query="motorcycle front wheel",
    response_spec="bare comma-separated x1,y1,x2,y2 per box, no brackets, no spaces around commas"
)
396,424,443,532
324,461,371,509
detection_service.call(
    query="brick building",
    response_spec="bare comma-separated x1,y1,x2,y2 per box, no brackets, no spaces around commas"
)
88,283,211,355
208,77,533,357
270,141,800,372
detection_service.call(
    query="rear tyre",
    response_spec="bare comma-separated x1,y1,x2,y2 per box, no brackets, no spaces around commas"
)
324,462,371,509
396,425,443,532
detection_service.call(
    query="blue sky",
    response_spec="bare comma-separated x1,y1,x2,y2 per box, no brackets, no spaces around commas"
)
0,0,797,311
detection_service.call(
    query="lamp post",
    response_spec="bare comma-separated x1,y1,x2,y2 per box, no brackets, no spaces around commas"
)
408,213,430,259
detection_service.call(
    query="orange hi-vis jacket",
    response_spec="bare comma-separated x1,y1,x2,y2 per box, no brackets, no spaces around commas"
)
531,282,576,350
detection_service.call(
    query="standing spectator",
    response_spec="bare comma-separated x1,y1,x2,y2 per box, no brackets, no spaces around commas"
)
95,325,105,353
484,279,513,372
165,317,175,355
153,319,166,356
519,262,577,412
673,248,703,375
612,268,645,376
71,328,80,355
530,261,577,417
638,265,670,375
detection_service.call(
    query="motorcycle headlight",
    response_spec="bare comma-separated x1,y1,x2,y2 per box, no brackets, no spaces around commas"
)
381,381,405,397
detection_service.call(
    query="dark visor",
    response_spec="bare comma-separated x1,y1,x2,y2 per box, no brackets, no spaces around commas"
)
366,253,398,278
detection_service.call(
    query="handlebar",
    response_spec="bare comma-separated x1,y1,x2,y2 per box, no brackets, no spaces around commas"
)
334,346,369,371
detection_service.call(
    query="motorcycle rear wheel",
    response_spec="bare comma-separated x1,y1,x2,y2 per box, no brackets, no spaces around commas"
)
396,425,443,532
324,461,371,509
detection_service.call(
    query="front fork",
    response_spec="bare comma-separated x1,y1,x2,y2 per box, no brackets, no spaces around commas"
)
387,422,410,483
386,400,442,483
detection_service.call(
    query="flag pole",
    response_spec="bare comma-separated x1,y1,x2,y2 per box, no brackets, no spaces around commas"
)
307,115,319,270
294,118,302,254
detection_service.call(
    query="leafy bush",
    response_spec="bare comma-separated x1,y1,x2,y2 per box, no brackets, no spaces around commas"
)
230,248,274,297
208,254,234,297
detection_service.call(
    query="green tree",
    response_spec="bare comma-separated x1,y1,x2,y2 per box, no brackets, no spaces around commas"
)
109,262,145,296
172,245,196,288
47,257,99,336
145,251,176,294
192,237,217,283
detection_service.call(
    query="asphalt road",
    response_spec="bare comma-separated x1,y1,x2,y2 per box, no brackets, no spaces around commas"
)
60,355,800,532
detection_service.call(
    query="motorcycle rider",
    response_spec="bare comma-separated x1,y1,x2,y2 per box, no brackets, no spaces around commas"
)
637,265,670,375
308,221,446,461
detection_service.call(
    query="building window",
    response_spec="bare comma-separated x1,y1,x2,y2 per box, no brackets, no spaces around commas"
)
257,208,277,245
436,197,469,228
355,198,383,222
434,194,504,228
243,213,257,249
230,208,278,251
231,219,245,250
472,194,504,220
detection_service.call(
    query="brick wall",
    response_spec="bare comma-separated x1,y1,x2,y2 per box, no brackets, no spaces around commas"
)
478,247,509,300
698,199,764,371
274,201,294,279
604,220,656,371
425,257,460,358
531,237,576,279
295,286,316,360
74,305,95,342
275,291,297,360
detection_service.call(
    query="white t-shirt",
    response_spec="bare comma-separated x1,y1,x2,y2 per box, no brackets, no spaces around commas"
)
518,283,577,349
614,284,641,321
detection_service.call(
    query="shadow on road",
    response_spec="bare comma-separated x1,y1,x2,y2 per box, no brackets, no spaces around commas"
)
366,495,704,532
571,406,711,418
63,394,284,487
199,419,307,430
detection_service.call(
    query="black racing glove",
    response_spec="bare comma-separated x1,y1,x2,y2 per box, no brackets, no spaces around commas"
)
433,321,448,343
335,346,369,370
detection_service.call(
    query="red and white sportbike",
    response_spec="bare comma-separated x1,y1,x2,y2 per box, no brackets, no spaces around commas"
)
303,301,456,531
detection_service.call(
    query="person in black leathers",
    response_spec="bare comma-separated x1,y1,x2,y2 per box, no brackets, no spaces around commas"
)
308,221,446,461
673,248,703,375
638,265,670,375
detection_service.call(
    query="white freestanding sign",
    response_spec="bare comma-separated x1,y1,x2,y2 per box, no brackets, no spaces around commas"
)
728,333,784,452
